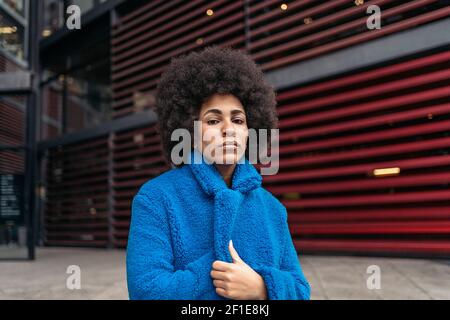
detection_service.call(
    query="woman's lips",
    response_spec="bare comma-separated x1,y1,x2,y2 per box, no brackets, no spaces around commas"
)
220,141,239,151
222,141,238,148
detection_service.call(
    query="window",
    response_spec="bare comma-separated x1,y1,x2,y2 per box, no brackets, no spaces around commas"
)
0,0,25,17
0,9,25,60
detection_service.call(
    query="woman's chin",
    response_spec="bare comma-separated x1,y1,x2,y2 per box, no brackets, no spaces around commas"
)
214,155,236,165
218,152,246,165
201,147,246,164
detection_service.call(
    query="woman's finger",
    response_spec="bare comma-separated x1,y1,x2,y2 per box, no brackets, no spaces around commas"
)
212,260,231,271
213,279,227,289
210,270,228,281
215,287,231,299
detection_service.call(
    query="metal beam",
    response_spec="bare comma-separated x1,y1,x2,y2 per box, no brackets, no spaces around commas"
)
0,71,32,93
266,17,450,90
24,0,40,261
0,96,26,112
38,110,158,150
40,0,127,50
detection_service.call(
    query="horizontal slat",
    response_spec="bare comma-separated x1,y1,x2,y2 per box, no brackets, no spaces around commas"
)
46,223,109,230
47,231,108,241
295,239,450,254
291,220,450,235
268,172,450,195
113,144,162,160
113,154,166,170
287,207,450,223
44,240,108,247
113,167,167,180
282,190,450,208
45,214,108,221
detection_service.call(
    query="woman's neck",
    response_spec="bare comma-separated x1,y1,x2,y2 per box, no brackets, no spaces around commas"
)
214,163,236,188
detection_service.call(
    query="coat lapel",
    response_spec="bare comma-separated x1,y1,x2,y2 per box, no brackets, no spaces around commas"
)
188,149,262,262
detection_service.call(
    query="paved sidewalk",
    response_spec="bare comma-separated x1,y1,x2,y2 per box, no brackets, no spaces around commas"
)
0,247,449,299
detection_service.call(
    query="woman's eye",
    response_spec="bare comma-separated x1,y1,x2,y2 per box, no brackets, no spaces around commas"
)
233,119,245,124
207,119,219,125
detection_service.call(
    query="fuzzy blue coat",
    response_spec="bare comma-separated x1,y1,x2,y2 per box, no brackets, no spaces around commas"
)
126,149,311,300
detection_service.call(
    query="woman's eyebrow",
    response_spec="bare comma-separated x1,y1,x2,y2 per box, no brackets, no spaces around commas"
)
203,108,245,117
230,109,245,115
203,108,222,116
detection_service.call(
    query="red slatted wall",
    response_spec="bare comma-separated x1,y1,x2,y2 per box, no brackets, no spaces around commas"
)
111,0,247,118
0,52,25,179
267,49,450,256
44,137,111,247
248,0,450,71
0,100,24,148
111,125,170,248
41,84,62,140
44,126,170,248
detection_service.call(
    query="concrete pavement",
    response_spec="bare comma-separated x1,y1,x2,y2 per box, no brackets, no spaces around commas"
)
0,247,449,299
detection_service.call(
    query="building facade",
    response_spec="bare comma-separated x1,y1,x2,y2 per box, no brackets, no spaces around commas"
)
1,0,450,259
0,0,30,259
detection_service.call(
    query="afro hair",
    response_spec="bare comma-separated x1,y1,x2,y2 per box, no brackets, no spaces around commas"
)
155,45,279,167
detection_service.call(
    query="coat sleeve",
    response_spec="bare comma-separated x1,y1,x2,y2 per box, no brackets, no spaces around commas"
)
252,211,311,300
126,192,216,300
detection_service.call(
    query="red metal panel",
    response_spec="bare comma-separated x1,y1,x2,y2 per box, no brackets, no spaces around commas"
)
277,50,450,101
287,207,450,222
295,240,450,255
265,155,450,182
282,190,450,208
292,220,450,235
111,125,170,248
111,1,246,117
249,0,381,50
269,47,450,256
44,137,110,247
0,51,21,71
0,150,24,174
255,1,450,70
86,1,450,256
0,100,24,147
276,136,450,168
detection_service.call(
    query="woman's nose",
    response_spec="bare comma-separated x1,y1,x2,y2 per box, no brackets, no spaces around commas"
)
222,119,236,136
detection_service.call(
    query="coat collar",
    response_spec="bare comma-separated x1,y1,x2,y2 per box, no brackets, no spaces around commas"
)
187,148,262,197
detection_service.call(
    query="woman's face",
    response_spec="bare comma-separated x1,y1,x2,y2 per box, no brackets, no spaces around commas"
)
196,93,248,164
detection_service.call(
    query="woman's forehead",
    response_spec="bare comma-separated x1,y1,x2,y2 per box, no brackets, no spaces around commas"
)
200,94,245,115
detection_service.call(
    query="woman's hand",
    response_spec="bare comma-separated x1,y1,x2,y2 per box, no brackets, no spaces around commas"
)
211,240,268,300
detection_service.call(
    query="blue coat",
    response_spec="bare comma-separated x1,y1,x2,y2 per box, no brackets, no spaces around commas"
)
126,149,311,300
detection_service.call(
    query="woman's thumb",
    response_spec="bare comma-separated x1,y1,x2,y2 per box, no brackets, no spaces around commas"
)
229,240,242,263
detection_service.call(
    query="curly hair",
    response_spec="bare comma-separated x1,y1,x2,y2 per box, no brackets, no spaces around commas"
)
155,45,279,167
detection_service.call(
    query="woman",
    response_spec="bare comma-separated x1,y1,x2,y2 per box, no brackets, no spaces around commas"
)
126,46,310,300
